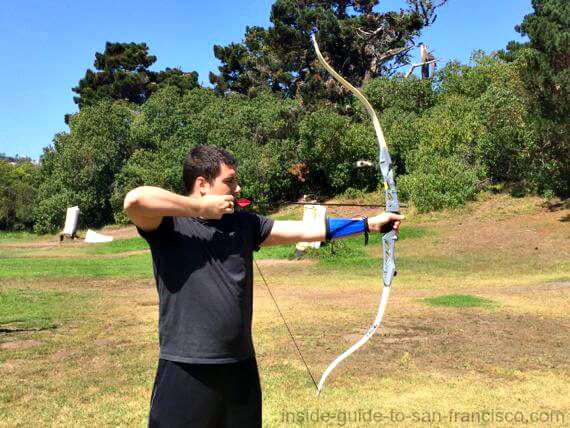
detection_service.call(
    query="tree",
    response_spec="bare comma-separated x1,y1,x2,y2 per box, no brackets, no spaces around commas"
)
501,0,569,197
210,0,446,101
72,42,157,109
34,101,137,233
0,160,39,230
153,68,199,94
69,42,200,123
503,0,569,120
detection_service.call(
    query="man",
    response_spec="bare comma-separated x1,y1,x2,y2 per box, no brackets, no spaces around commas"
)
123,145,403,427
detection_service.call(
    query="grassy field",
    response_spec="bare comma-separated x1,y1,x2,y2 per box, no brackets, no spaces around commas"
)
0,194,568,427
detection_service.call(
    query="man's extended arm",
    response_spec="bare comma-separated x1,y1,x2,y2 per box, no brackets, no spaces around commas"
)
123,186,235,231
262,212,404,247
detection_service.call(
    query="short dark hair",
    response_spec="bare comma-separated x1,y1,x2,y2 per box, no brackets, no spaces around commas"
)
182,145,237,194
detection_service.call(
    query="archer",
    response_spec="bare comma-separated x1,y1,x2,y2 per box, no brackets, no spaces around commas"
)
123,145,403,427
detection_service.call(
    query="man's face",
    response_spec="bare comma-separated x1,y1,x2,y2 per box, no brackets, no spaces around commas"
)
206,163,241,197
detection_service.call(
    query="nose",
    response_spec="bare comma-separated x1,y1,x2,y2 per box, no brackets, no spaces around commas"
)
235,184,241,194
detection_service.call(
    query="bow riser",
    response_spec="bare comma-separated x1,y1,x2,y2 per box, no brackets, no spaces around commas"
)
379,147,400,214
382,231,397,287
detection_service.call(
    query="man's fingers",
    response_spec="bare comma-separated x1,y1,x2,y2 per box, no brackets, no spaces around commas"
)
224,201,235,212
377,213,404,233
221,195,235,212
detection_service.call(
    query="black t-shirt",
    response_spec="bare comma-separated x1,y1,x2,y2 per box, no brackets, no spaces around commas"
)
137,211,274,364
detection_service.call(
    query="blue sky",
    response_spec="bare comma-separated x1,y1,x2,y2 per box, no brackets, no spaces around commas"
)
0,0,533,160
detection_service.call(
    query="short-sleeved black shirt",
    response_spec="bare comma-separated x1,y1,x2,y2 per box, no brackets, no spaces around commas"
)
137,211,274,364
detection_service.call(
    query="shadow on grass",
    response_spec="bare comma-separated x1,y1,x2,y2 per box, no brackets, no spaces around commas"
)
0,324,58,334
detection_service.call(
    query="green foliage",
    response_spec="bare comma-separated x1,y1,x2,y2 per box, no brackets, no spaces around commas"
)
297,107,372,193
414,94,482,159
399,152,481,212
72,42,155,110
35,50,562,231
34,102,137,233
153,68,199,94
71,42,199,114
111,88,306,219
524,117,569,198
210,0,445,101
19,4,569,233
0,160,39,231
504,0,569,121
422,294,496,308
365,75,437,114
32,189,78,234
500,0,570,197
435,54,503,99
110,86,393,218
473,61,536,184
367,60,486,212
433,54,548,195
369,51,567,210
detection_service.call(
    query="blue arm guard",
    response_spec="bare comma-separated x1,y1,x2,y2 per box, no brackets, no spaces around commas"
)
326,217,370,244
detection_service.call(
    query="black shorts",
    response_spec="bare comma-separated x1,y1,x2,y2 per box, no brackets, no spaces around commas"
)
148,358,262,428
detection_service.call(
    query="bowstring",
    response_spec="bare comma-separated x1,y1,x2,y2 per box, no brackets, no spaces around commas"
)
254,259,319,392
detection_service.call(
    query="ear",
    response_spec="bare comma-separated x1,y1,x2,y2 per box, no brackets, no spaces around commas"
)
194,176,210,196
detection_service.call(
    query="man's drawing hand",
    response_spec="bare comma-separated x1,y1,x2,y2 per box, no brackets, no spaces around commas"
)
194,195,235,219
